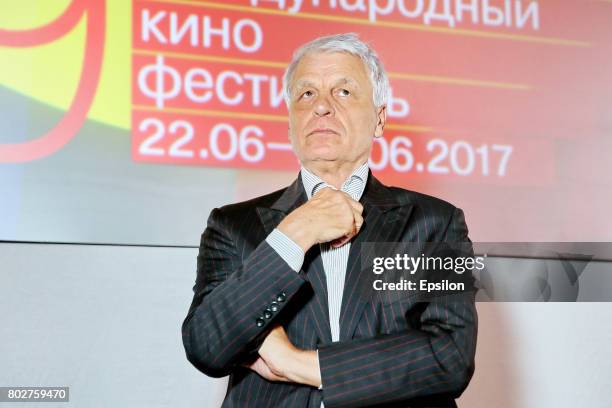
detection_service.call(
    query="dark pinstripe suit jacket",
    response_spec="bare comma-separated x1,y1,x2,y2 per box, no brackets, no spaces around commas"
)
182,171,478,408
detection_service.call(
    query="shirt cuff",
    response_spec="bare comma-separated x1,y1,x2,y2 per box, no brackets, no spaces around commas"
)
265,228,305,272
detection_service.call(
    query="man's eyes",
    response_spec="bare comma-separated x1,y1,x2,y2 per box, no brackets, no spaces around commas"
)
297,88,351,100
296,90,313,100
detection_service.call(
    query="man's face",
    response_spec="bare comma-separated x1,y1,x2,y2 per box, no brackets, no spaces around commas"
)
287,52,386,167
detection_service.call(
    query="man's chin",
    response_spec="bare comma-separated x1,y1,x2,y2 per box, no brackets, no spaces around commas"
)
304,152,342,163
302,144,343,158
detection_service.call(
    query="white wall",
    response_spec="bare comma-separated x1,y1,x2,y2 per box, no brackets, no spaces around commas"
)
0,243,227,408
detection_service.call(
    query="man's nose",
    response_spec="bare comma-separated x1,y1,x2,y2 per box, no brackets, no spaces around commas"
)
313,95,334,117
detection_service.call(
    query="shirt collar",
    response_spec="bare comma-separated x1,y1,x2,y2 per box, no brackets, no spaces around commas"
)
300,162,369,201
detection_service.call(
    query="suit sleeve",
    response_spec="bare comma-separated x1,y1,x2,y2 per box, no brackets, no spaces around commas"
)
317,207,478,407
181,207,307,377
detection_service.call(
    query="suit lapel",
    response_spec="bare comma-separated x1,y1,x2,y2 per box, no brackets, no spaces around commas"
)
255,174,333,345
255,175,306,236
339,172,414,341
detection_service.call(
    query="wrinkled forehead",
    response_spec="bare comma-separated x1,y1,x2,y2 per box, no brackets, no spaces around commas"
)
289,51,371,88
293,76,358,91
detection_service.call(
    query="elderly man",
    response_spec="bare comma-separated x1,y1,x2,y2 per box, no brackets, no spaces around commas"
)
182,33,477,407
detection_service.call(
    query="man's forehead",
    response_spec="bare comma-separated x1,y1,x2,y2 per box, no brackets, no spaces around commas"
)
291,52,369,86
293,76,358,89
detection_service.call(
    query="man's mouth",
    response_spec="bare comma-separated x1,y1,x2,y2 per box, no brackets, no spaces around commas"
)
308,128,339,136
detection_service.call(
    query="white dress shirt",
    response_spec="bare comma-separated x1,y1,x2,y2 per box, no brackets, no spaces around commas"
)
265,162,369,403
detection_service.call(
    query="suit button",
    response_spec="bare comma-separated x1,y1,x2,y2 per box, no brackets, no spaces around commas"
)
269,301,279,312
276,292,286,302
256,318,265,327
263,309,273,319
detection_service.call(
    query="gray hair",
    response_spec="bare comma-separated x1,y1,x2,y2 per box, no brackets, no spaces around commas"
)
282,33,390,108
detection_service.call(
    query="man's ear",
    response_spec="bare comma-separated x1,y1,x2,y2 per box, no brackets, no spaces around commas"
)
374,105,387,138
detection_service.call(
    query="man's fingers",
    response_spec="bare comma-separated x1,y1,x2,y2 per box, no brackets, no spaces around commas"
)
334,204,365,248
313,186,337,198
331,213,363,248
347,200,364,215
330,235,351,248
353,212,364,232
340,192,364,214
316,189,362,211
245,357,289,382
